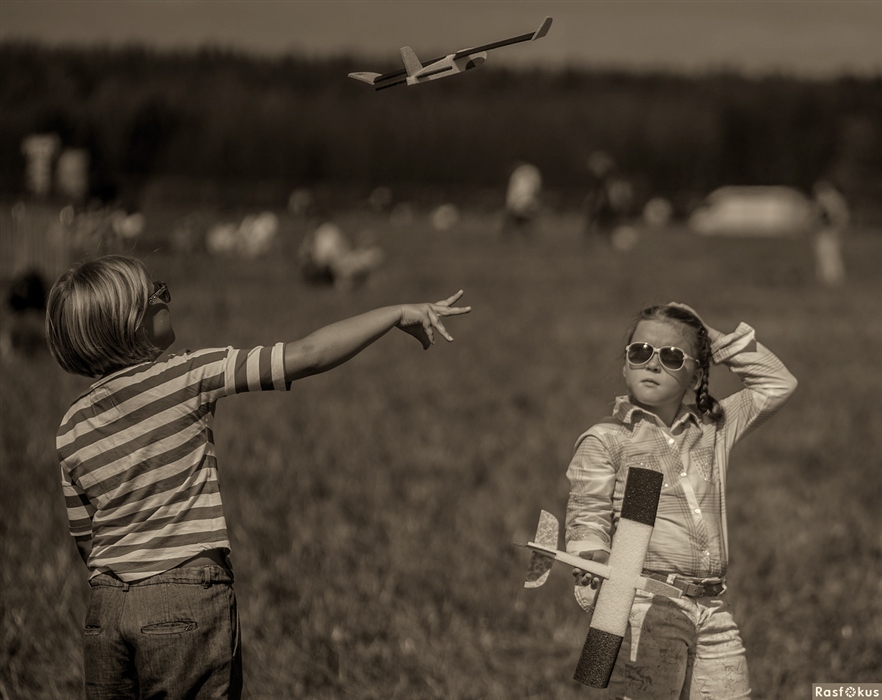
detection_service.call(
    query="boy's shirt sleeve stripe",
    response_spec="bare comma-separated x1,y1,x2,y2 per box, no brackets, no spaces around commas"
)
272,343,289,391
255,345,274,391
243,347,263,392
227,344,291,394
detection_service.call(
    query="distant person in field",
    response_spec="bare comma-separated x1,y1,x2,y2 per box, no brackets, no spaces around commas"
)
565,303,797,698
45,254,470,700
298,221,384,291
811,180,849,288
501,161,542,238
583,151,633,245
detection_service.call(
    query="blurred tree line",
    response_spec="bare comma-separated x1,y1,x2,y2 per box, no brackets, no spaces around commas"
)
1,42,880,214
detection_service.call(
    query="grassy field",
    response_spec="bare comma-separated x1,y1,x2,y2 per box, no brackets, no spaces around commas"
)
1,206,880,699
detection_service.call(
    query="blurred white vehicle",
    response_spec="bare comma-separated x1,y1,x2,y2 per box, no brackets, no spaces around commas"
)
688,186,815,237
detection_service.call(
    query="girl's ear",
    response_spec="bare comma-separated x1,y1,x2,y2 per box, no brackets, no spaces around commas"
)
691,367,704,392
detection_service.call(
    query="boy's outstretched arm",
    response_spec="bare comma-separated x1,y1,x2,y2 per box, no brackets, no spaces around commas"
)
283,290,470,381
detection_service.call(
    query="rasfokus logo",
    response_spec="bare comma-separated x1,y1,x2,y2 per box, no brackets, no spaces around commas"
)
813,685,882,698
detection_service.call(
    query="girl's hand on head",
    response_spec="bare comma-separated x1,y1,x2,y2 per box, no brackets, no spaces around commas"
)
572,549,610,589
396,290,471,349
668,301,723,341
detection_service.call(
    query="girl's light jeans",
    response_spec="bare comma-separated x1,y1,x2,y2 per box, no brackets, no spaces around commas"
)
84,564,242,700
607,590,751,699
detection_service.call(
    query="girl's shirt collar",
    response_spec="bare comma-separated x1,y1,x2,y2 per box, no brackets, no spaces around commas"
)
613,395,700,429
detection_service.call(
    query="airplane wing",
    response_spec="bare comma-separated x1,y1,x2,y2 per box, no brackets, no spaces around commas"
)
348,16,552,90
451,16,552,59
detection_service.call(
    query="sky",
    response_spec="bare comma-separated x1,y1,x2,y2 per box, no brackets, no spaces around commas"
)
0,1,880,78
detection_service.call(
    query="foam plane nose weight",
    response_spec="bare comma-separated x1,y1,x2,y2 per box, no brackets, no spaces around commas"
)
516,466,681,688
349,17,552,91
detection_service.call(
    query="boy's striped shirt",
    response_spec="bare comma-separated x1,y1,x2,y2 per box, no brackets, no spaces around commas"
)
57,344,291,582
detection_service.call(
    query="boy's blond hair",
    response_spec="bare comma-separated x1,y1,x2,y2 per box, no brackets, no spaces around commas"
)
46,255,161,377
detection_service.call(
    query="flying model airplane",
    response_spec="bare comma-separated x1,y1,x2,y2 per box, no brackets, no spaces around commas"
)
348,17,552,91
517,467,683,688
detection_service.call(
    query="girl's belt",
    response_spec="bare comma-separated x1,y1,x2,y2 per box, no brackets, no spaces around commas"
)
643,571,726,597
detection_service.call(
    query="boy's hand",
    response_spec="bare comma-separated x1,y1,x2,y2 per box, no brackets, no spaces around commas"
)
572,549,610,589
397,290,471,349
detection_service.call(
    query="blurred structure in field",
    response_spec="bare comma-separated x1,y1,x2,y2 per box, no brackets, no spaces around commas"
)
688,186,815,237
431,203,460,232
288,188,317,220
583,151,633,246
687,184,851,287
368,186,394,215
389,202,415,228
642,197,674,230
2,200,145,285
501,162,542,238
205,212,279,259
811,180,849,288
3,202,70,283
55,148,90,203
298,221,384,292
5,133,148,287
1,268,48,358
21,134,61,199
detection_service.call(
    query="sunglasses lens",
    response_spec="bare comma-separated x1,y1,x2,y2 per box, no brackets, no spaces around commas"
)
659,347,685,369
627,343,654,364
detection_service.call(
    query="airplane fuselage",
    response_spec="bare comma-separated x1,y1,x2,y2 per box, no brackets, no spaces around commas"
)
405,51,487,85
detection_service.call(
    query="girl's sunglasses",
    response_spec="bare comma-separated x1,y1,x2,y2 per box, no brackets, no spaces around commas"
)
625,342,696,371
147,281,171,306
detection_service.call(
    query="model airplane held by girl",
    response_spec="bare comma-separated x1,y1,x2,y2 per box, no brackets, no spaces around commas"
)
517,467,685,688
349,17,552,91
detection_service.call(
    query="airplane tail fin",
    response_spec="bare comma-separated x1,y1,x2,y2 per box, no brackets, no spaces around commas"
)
399,46,423,78
523,510,558,588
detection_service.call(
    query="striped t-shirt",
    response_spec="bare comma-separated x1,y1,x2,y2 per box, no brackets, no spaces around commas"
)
57,344,291,582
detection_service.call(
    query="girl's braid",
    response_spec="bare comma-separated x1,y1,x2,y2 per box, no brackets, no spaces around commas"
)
692,323,723,423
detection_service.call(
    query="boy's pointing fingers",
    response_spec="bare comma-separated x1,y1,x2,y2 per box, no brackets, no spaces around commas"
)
436,289,469,309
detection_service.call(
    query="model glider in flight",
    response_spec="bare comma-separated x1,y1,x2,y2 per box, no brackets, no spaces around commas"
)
517,467,684,688
348,17,552,91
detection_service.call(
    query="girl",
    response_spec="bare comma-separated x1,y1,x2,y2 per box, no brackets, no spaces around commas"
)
46,254,470,700
565,303,797,699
